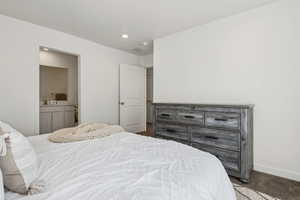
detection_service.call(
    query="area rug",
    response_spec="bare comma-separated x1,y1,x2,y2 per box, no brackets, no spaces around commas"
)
234,184,282,200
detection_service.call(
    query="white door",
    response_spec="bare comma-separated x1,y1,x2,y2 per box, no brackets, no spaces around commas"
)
120,64,146,133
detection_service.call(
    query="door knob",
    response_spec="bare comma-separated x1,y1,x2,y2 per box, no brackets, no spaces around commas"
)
120,102,125,105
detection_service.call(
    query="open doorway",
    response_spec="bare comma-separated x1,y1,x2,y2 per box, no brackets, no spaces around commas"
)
146,68,153,124
145,67,154,136
39,47,79,134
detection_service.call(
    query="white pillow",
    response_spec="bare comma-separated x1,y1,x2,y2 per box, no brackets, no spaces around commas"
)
0,121,38,194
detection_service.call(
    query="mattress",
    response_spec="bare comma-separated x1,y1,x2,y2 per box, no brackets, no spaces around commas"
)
5,132,236,200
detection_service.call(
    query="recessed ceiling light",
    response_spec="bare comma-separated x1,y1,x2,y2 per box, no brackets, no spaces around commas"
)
121,34,129,39
143,42,148,46
43,48,49,51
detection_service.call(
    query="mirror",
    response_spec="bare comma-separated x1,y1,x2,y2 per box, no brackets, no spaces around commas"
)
40,65,68,104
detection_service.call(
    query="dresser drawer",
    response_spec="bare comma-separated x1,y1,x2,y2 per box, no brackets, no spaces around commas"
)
191,128,240,151
156,123,188,140
177,111,204,125
192,143,240,172
205,112,240,130
156,109,177,122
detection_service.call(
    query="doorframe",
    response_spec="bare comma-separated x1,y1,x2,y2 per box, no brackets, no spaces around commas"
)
34,45,82,135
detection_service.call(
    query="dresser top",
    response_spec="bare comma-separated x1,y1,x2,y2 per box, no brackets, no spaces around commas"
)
153,102,254,109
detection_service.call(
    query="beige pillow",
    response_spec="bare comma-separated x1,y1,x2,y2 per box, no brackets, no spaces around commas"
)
0,121,39,194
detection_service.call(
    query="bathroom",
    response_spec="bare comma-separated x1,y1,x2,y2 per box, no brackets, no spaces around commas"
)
39,48,78,134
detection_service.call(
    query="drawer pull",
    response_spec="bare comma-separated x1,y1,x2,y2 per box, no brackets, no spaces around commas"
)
205,136,219,140
184,115,195,119
160,113,170,117
166,129,176,133
214,118,228,122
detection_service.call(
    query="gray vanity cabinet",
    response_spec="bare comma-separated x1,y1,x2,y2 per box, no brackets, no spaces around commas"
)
153,103,254,182
40,105,76,134
40,111,52,134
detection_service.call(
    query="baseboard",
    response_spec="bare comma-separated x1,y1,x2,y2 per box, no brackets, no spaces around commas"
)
254,164,300,182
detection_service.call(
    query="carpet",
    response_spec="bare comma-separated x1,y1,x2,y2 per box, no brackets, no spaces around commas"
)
234,184,282,200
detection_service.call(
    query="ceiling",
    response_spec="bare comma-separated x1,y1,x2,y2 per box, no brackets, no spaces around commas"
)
0,0,276,55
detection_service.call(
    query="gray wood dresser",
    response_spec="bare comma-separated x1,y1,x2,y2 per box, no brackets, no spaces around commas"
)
153,103,254,182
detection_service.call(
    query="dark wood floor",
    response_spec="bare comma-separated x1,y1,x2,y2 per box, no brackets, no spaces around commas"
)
138,123,300,200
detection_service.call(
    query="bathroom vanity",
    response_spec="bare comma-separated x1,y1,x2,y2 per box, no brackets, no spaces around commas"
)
40,105,76,134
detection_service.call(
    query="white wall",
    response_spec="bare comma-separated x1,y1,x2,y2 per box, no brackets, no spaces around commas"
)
139,54,153,67
40,50,78,105
0,14,139,136
154,0,300,181
40,50,78,68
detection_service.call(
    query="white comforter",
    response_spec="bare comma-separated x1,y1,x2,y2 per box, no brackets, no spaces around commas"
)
5,133,235,200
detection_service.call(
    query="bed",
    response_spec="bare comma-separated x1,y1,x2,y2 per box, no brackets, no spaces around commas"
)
5,132,236,200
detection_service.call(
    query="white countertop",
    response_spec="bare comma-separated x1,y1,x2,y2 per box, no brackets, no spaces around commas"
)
40,104,76,107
